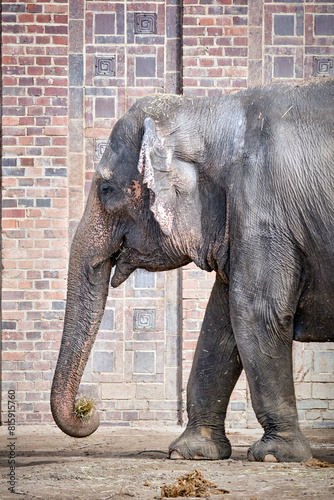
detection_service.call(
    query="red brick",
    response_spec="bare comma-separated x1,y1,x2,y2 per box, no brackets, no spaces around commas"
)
27,67,43,75
52,36,68,45
18,14,35,23
27,25,44,34
36,15,52,23
199,17,215,26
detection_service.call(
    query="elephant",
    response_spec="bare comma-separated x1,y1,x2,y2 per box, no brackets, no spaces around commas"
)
51,78,334,463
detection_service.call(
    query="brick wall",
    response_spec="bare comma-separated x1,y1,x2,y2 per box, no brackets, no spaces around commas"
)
2,0,69,423
1,0,334,429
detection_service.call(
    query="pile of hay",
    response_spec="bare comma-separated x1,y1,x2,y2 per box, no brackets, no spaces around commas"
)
74,396,96,420
161,469,229,498
303,458,334,468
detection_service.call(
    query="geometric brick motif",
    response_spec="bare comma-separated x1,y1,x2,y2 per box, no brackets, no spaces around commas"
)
314,57,334,77
134,13,157,34
133,309,156,331
95,56,116,76
94,139,108,161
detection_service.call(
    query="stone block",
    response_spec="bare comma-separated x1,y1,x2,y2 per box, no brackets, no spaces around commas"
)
314,351,334,374
69,54,83,86
134,269,155,288
295,382,312,400
274,15,294,37
273,56,294,78
95,97,115,118
297,399,328,410
165,368,179,400
315,15,334,36
102,383,136,400
99,308,115,331
69,20,84,53
134,351,155,374
306,410,322,420
69,119,83,153
231,401,246,411
136,56,156,77
95,14,115,35
69,0,84,20
312,383,334,400
93,351,114,373
69,88,83,119
136,383,165,400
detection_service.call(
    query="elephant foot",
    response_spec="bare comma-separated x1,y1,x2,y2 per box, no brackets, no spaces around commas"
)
248,430,312,463
169,426,231,460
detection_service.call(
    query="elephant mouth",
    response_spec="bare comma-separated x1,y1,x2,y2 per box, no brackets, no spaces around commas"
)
109,243,136,288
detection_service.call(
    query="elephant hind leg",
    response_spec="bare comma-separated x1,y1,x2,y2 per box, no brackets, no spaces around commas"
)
169,278,242,460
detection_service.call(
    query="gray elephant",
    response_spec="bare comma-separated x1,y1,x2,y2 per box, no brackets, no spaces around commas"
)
51,78,334,462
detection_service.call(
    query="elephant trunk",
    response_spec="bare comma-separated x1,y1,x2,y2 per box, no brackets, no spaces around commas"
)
51,193,114,437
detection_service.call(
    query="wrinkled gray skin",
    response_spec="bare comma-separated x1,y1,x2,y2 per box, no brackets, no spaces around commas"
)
51,79,334,462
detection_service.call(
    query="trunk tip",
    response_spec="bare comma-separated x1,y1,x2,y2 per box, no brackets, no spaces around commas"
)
51,396,100,438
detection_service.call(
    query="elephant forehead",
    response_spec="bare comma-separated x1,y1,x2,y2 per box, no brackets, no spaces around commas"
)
96,164,114,181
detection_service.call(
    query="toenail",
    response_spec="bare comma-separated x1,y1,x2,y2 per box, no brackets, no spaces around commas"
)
169,450,184,460
263,454,278,462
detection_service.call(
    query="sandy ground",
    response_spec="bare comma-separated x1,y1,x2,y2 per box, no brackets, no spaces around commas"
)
0,424,333,499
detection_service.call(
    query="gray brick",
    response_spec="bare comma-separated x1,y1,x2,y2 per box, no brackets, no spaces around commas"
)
36,199,51,208
69,0,84,19
134,269,155,288
69,119,83,153
69,54,83,86
45,168,67,177
2,158,17,167
69,88,83,119
3,167,25,177
314,351,334,374
134,351,155,374
99,309,114,330
52,301,66,310
231,401,246,411
297,400,328,410
136,383,164,400
93,351,114,373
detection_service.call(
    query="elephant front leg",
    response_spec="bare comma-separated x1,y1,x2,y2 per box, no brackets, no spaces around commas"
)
169,277,242,460
230,254,312,463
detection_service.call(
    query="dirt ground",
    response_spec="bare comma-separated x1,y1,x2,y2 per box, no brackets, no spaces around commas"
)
1,425,333,499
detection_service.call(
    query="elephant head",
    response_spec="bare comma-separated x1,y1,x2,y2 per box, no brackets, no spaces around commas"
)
51,96,210,437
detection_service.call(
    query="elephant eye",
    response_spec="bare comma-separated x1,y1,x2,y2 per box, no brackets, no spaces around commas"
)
99,181,114,197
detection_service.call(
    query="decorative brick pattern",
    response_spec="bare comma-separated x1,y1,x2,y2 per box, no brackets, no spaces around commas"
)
1,0,333,429
134,13,157,35
95,56,116,77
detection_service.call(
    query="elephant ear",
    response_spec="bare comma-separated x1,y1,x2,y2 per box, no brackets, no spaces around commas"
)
138,117,175,235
